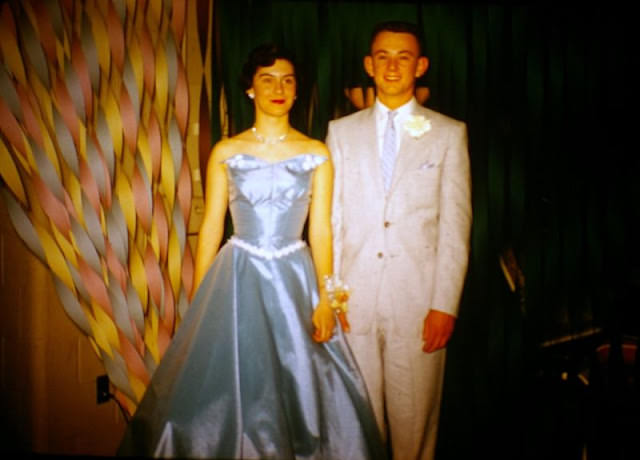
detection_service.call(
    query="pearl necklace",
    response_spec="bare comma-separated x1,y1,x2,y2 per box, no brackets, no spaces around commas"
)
251,127,288,144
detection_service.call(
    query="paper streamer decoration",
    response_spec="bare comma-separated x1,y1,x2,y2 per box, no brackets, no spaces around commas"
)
0,0,202,415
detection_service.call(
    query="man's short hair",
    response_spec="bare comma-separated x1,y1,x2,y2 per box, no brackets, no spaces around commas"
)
369,21,424,55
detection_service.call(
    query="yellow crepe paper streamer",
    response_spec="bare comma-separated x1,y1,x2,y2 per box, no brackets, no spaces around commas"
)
149,218,161,261
8,133,33,174
64,171,85,227
144,304,160,364
153,42,169,123
33,222,75,291
40,127,63,182
0,139,27,205
86,306,114,358
160,140,176,210
129,244,149,314
126,35,145,107
28,71,53,133
114,168,136,235
87,3,111,77
102,88,124,161
136,126,153,181
167,223,182,298
41,127,66,177
51,222,78,269
91,299,120,351
128,373,147,403
77,122,87,162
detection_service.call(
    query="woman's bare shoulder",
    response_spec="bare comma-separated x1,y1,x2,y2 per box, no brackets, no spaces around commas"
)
210,133,253,162
310,139,330,157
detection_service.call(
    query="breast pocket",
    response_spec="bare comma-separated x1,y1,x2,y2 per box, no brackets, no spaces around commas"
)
406,163,441,192
417,160,438,171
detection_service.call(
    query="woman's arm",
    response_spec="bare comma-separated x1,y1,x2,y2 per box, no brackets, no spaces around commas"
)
191,144,229,298
308,143,348,342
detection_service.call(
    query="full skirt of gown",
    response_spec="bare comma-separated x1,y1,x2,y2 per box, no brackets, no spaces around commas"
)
117,154,385,459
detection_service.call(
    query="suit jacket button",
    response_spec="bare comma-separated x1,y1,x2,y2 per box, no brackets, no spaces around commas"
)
384,221,390,228
377,252,383,258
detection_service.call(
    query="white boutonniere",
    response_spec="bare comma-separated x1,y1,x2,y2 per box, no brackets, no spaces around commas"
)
403,115,432,138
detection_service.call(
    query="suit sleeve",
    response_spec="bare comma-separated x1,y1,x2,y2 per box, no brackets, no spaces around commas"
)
431,122,472,317
325,121,343,279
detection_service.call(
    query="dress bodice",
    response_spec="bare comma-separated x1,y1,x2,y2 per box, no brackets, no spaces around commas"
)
224,154,327,249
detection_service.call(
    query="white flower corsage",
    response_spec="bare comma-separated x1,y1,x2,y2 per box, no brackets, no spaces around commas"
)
323,274,350,314
403,115,432,138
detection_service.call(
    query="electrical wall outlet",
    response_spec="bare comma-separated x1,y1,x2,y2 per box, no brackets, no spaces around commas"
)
96,374,110,404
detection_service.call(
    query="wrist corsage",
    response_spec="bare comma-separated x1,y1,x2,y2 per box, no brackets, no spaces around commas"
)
322,274,350,314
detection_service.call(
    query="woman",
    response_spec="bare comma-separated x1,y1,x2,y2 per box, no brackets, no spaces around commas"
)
118,44,385,459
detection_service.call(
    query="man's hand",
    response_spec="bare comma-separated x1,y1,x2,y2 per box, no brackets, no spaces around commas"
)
337,311,350,333
422,309,456,353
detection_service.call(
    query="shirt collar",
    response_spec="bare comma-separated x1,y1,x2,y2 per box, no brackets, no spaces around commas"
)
374,97,417,120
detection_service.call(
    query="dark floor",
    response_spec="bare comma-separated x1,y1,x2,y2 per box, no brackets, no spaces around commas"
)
524,337,640,460
510,337,637,460
436,330,639,460
2,335,638,459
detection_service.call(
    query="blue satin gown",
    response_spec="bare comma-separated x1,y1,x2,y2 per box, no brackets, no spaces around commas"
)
118,154,385,459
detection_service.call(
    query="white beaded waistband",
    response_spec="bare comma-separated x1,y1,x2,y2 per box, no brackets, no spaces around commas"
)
229,236,306,260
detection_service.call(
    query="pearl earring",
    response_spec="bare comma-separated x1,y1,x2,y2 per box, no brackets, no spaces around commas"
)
248,93,255,99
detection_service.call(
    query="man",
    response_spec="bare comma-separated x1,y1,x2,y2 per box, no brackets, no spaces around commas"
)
327,21,472,460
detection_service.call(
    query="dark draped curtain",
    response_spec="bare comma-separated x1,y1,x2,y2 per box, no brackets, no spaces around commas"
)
210,2,638,459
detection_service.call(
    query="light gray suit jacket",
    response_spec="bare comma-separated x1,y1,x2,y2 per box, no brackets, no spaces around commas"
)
327,101,472,336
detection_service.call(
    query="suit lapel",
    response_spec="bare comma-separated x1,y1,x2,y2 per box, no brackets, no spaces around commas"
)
389,105,436,194
356,108,385,196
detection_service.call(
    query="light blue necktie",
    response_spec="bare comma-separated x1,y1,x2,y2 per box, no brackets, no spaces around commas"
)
381,110,397,191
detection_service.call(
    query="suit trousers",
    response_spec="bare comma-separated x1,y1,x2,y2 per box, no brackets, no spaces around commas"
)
346,296,446,460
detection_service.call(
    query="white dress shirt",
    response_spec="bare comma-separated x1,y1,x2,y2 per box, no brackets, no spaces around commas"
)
374,97,417,159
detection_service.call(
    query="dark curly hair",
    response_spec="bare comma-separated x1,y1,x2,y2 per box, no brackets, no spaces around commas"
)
240,43,297,91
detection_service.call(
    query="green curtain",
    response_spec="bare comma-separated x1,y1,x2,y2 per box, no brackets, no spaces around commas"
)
210,2,637,458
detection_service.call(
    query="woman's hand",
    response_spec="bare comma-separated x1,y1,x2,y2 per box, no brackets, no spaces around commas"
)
312,298,353,342
312,299,336,342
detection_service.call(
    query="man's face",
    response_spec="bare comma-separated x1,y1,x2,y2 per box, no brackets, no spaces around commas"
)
364,31,428,107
